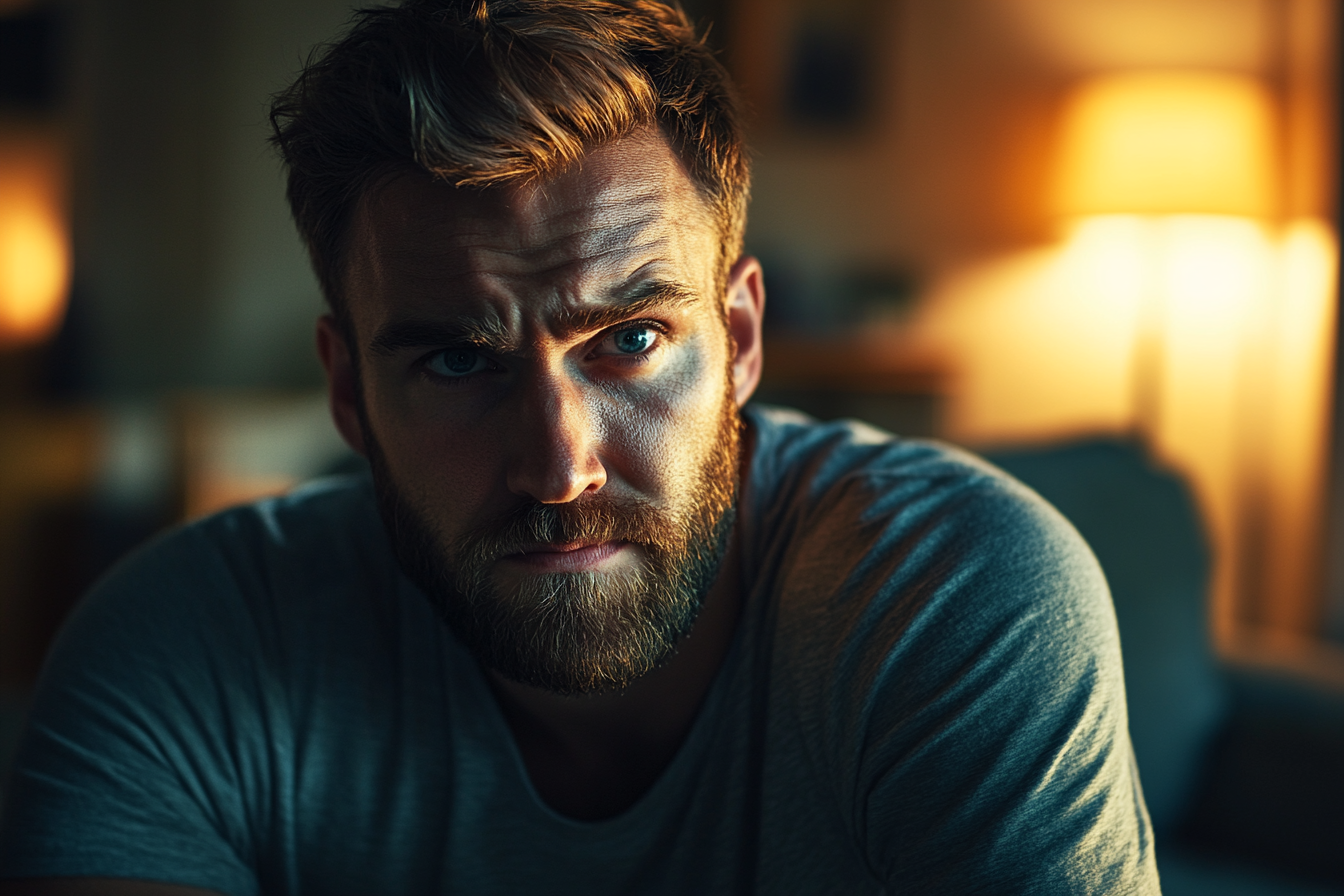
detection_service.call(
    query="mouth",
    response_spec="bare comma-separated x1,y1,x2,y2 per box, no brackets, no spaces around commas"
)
499,540,631,574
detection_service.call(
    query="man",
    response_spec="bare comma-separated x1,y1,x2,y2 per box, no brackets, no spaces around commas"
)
0,1,1159,893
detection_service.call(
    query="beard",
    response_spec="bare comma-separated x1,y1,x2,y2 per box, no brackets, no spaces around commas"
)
360,387,742,696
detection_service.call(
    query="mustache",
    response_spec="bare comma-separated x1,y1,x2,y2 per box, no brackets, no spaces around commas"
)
450,493,679,566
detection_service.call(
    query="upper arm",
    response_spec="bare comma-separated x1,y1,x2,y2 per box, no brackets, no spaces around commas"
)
853,485,1157,892
778,471,1158,893
0,531,266,895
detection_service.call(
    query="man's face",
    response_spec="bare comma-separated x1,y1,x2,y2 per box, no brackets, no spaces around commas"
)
327,133,759,694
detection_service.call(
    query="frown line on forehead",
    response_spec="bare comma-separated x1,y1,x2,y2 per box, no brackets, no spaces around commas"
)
367,279,702,356
380,184,710,269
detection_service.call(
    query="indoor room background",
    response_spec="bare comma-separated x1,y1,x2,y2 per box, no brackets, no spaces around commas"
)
1,1,1341,893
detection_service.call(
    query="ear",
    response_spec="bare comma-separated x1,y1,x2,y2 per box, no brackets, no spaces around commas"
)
316,314,368,457
724,255,766,407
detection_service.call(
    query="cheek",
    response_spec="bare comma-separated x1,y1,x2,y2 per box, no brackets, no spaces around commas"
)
596,330,731,497
361,374,504,516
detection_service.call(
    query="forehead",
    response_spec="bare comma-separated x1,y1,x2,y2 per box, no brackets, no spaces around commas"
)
342,132,719,330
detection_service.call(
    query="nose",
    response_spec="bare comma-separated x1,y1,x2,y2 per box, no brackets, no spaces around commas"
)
504,367,607,504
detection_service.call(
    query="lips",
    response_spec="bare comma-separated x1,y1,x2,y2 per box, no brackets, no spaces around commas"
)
501,540,629,573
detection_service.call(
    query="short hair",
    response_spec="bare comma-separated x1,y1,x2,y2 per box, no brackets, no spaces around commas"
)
269,0,750,321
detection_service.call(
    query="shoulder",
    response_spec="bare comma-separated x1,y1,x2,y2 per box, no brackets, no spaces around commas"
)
31,473,407,736
69,473,389,634
744,402,1049,520
26,472,389,710
0,475,398,889
743,404,1105,627
745,404,1114,705
746,406,1117,751
745,408,1154,892
22,472,398,762
185,472,389,589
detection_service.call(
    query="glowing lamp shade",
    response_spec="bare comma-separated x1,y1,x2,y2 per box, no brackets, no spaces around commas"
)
0,154,69,345
1054,72,1277,218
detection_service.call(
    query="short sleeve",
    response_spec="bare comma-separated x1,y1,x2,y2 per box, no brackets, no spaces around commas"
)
871,486,1154,892
0,527,269,896
767,442,1160,894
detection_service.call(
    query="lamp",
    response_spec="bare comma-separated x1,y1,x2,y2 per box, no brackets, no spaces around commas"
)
1052,71,1277,437
0,135,69,347
1055,72,1276,219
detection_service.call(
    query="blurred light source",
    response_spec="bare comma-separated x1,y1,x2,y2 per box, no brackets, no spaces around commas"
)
1049,69,1280,440
1048,69,1336,645
0,142,69,346
1054,71,1277,219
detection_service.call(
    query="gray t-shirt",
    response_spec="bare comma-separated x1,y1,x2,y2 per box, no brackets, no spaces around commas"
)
0,406,1159,894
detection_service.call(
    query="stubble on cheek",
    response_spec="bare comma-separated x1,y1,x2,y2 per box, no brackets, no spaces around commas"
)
363,384,741,694
355,308,744,694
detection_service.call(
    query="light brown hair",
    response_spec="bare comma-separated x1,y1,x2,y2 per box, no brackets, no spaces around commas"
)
269,0,750,321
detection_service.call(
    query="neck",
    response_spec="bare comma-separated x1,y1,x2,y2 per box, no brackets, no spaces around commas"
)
486,528,744,820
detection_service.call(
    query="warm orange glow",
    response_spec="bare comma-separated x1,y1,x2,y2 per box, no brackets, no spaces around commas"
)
912,213,1338,646
0,192,69,343
909,215,1276,444
0,141,70,346
907,235,1138,441
1054,72,1277,218
1250,219,1337,637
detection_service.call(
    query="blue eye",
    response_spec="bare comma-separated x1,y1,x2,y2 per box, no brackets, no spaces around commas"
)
613,327,656,354
426,347,488,378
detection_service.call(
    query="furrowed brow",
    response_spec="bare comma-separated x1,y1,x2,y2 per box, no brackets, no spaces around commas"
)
556,281,701,338
368,316,516,355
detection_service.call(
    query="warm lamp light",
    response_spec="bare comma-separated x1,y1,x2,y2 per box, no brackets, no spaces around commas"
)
1043,71,1335,649
0,146,70,346
1051,71,1281,444
1054,72,1277,219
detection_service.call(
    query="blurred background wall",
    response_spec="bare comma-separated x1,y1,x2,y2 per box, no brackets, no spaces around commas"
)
57,0,345,392
0,0,355,688
1,0,1342,892
730,0,1342,659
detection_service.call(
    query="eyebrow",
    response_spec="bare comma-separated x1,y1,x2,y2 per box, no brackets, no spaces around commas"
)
368,314,517,356
367,280,701,355
553,280,700,338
